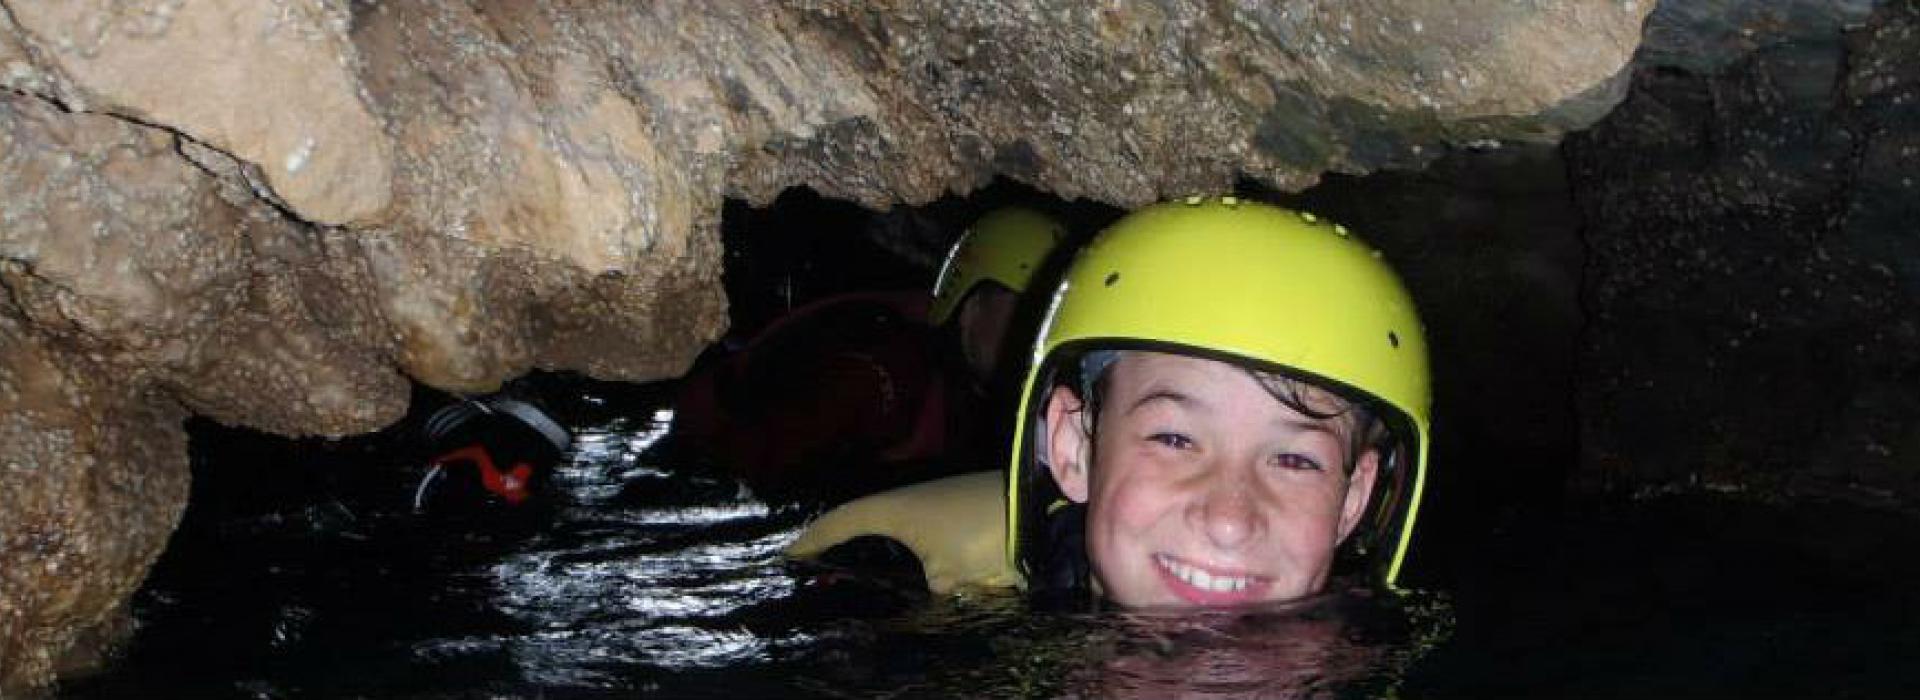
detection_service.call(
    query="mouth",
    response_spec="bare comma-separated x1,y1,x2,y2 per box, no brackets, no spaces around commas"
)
1153,553,1271,606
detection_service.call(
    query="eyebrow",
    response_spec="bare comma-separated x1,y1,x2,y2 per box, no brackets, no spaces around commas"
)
1125,387,1203,416
1284,417,1343,440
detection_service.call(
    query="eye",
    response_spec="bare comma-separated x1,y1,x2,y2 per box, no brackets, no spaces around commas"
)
1271,453,1324,472
1147,432,1194,450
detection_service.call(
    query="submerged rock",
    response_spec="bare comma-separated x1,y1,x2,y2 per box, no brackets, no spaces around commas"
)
0,0,1650,691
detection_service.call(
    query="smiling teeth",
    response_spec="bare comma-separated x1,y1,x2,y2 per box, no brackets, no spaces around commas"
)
1157,554,1250,593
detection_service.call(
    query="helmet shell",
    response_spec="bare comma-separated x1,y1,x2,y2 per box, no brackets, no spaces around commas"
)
1006,196,1432,589
929,207,1067,325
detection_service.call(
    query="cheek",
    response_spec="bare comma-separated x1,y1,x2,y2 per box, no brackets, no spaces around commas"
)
1083,461,1175,600
1267,486,1347,551
1088,451,1178,533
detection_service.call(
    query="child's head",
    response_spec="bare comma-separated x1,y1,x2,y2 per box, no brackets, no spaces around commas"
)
929,207,1067,381
1007,197,1431,608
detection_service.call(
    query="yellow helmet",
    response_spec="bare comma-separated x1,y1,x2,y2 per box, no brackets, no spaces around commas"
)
1006,196,1433,592
928,207,1067,325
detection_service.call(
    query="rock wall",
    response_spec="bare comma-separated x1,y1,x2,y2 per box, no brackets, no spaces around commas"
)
0,0,1649,691
1566,0,1919,496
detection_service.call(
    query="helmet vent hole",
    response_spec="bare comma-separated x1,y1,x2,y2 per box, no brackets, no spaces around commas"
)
1388,331,1401,348
1104,272,1120,287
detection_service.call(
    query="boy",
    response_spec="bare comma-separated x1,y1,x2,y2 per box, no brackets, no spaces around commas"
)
790,197,1430,608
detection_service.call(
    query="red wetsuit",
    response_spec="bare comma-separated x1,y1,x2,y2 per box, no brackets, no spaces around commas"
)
672,291,983,499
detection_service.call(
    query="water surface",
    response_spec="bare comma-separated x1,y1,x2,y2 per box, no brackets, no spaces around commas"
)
59,385,1920,698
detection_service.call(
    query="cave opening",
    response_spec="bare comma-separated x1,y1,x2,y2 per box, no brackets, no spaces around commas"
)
60,131,1920,696
66,161,1600,697
56,126,1920,694
20,1,1920,693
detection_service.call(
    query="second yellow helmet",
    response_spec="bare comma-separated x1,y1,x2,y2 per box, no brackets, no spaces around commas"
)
928,207,1067,325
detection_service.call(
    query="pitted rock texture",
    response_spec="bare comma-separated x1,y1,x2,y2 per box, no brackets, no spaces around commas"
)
0,0,1650,690
1566,0,1920,496
0,95,406,436
0,315,189,697
6,0,391,224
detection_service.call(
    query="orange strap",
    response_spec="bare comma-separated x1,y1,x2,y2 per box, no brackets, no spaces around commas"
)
429,444,533,505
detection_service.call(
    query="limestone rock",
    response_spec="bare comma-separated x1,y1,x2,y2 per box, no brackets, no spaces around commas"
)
0,94,409,436
5,0,393,224
0,315,190,692
0,95,407,692
728,0,1649,208
349,1,725,390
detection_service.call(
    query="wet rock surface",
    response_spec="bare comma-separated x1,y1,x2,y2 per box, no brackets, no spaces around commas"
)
0,316,188,697
0,0,1655,691
1566,0,1920,496
6,0,391,225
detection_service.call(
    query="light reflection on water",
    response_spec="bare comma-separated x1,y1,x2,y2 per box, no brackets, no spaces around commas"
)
1060,597,1451,699
490,534,798,622
68,381,1920,699
831,590,1450,700
70,402,1451,699
469,410,815,681
434,410,1447,696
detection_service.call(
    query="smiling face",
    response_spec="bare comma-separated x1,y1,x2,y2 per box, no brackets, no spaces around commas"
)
1043,351,1379,608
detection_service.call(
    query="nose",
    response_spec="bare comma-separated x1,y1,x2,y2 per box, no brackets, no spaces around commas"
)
1188,475,1266,550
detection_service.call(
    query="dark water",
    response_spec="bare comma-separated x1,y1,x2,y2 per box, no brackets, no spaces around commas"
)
57,380,1920,699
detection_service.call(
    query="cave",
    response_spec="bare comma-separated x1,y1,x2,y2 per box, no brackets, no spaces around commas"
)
4,1,1918,696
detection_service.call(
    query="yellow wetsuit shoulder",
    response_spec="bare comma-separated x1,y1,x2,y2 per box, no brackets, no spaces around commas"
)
785,470,1018,595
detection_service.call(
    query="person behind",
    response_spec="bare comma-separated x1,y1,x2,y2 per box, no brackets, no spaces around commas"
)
789,196,1431,608
668,207,1068,501
413,392,572,518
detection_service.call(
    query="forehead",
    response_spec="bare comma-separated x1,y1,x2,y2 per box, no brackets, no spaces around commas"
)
1106,349,1230,385
1104,350,1358,425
